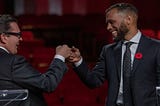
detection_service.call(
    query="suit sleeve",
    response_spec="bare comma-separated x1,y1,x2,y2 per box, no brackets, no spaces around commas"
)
11,55,67,92
74,46,107,88
156,46,160,86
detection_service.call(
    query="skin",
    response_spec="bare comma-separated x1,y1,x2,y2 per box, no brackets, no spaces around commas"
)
106,8,138,42
0,22,22,54
68,8,139,63
56,44,72,58
0,22,71,58
68,47,81,62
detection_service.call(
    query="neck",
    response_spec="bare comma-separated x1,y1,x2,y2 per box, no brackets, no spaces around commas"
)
125,28,138,41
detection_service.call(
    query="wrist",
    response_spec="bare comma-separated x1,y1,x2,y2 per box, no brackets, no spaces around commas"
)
74,57,83,67
54,54,65,62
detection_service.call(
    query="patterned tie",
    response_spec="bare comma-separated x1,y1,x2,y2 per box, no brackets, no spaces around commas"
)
123,42,133,106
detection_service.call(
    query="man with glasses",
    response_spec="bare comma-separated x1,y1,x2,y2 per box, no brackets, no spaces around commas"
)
0,14,71,106
3,32,22,39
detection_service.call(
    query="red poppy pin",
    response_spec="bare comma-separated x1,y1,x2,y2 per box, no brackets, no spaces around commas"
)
135,52,143,59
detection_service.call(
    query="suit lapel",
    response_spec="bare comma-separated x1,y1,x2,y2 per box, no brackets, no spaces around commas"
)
132,35,148,72
113,41,122,80
112,35,149,78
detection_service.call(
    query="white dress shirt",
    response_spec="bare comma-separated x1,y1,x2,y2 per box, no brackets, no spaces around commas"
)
0,46,9,53
117,30,141,104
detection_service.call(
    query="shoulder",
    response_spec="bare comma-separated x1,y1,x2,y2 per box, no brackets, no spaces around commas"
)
103,42,116,48
0,51,25,61
0,53,29,71
142,35,160,45
5,54,27,65
102,42,120,51
99,42,119,57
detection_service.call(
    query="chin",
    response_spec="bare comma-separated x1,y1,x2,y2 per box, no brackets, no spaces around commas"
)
113,36,120,42
12,51,17,54
113,36,124,42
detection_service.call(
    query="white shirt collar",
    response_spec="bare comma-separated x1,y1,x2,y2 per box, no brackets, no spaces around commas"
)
129,30,141,44
0,46,9,53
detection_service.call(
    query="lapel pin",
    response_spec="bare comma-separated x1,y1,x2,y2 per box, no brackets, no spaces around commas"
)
135,52,143,59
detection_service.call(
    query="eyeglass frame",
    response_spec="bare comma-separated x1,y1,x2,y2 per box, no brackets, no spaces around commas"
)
2,32,22,39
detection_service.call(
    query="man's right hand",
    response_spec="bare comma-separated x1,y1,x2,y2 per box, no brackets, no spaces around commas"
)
67,47,82,63
56,45,71,59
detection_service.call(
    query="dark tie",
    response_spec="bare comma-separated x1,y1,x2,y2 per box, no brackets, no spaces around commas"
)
123,42,133,106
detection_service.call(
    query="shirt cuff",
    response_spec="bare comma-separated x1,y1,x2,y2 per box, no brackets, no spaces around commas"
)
74,57,83,67
54,54,65,62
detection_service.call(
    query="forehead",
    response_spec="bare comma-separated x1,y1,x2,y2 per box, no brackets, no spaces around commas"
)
106,8,124,21
8,22,20,32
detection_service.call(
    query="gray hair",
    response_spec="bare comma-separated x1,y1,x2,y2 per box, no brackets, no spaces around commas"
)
0,14,17,34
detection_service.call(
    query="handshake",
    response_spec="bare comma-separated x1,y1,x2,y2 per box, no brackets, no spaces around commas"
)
55,44,81,63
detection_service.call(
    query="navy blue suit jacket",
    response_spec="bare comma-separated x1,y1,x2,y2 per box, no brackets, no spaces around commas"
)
74,35,160,106
0,48,67,106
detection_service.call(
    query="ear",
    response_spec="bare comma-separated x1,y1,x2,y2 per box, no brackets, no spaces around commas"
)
125,15,132,25
0,33,8,44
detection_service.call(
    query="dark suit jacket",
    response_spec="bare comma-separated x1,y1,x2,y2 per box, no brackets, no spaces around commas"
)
0,48,67,106
74,35,160,106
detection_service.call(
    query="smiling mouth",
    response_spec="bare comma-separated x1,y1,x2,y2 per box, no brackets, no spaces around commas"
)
112,31,116,34
16,43,19,48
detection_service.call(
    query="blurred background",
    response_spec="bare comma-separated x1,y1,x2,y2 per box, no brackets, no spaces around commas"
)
0,0,159,106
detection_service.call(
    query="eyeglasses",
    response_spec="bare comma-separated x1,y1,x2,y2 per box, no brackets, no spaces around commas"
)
3,32,22,39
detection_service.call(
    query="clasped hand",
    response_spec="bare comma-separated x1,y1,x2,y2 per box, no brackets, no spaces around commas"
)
56,45,81,63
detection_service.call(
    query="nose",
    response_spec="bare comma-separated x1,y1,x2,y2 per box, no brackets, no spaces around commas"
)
106,23,112,31
19,37,23,41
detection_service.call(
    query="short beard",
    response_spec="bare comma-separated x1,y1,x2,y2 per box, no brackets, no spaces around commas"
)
113,23,129,42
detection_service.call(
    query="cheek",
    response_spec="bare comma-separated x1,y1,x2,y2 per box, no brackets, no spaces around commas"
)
112,23,120,29
7,40,17,54
8,39,15,46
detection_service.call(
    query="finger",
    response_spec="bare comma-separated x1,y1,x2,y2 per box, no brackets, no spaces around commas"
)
71,47,77,52
56,45,62,49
